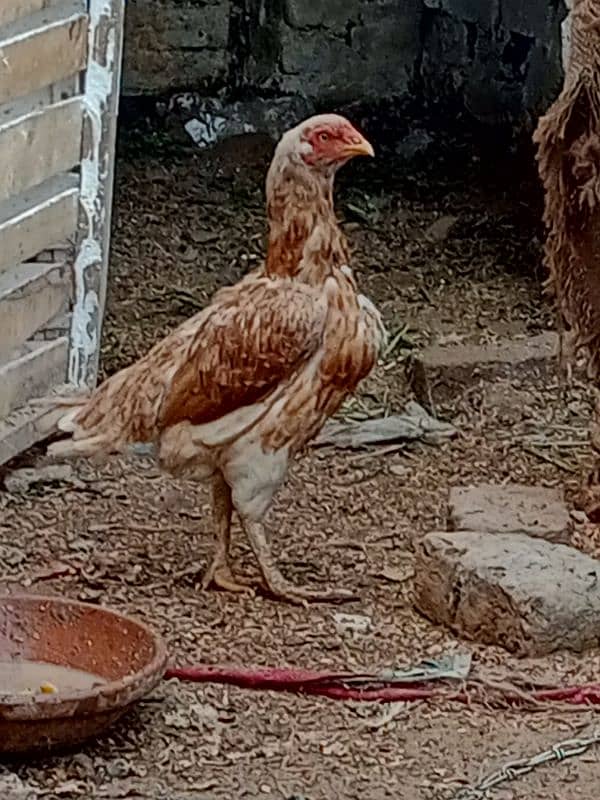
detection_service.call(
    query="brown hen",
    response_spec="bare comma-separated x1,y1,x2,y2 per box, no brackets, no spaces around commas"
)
43,114,385,604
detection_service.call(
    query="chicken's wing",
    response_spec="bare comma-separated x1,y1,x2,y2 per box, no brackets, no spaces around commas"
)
50,275,328,457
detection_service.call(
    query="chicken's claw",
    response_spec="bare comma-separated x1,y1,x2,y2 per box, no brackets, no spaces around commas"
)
259,579,358,606
240,516,358,605
201,562,256,596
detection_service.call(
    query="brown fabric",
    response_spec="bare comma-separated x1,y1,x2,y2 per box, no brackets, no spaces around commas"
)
534,0,600,380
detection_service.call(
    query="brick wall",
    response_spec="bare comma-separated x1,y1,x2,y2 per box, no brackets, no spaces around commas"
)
122,0,567,123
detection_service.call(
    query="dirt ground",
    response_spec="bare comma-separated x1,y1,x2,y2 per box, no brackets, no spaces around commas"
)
2,117,600,799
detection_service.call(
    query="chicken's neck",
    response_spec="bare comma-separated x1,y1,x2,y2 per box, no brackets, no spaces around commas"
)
265,160,350,285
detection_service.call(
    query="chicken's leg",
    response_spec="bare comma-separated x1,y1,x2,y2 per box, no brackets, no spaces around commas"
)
202,473,255,594
240,516,356,605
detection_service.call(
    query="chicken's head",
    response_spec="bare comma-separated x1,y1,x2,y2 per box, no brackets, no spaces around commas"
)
278,114,374,173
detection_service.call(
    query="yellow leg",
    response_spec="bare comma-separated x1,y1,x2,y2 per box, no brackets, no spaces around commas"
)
239,516,357,605
202,473,255,595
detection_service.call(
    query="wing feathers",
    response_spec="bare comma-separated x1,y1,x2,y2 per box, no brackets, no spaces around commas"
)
55,276,327,455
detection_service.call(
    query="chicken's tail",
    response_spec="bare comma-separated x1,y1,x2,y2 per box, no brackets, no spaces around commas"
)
36,364,159,460
34,393,102,458
35,393,123,459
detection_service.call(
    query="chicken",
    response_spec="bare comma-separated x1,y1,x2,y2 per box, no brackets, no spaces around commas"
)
43,114,385,604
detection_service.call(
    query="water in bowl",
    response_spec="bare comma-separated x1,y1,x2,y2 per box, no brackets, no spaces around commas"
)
0,660,106,696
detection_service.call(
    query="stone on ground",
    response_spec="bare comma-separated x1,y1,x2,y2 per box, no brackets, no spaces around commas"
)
414,531,600,656
448,484,571,544
409,331,557,408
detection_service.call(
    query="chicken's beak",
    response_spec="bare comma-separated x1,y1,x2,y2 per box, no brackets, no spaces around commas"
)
341,135,375,159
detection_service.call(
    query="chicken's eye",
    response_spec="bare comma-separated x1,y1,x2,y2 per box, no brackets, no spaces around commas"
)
319,132,329,142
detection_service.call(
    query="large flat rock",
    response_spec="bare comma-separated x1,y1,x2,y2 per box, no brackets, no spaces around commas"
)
448,484,572,544
409,332,558,409
414,531,600,656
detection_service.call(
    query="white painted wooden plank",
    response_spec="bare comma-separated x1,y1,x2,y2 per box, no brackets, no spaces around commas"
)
70,0,125,388
0,173,78,274
0,5,87,106
0,98,82,205
0,76,81,129
0,261,70,359
33,310,71,340
0,383,71,465
0,337,68,418
0,0,54,29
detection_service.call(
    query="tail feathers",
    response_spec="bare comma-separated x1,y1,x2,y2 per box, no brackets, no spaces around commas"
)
46,430,158,461
47,433,113,459
35,396,90,437
35,363,161,461
37,396,158,461
34,393,119,460
57,405,84,433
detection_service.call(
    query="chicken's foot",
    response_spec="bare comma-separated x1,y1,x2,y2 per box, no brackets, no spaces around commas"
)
202,473,255,595
240,517,357,605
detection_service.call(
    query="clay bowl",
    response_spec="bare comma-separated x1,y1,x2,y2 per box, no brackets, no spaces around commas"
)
0,594,168,754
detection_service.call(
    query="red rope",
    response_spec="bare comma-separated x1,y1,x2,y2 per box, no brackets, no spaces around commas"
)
164,665,600,707
534,685,600,704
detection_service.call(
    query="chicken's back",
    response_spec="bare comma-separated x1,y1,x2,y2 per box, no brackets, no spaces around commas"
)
44,276,329,461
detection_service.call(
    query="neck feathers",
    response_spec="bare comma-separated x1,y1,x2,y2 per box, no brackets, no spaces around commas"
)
265,156,350,283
